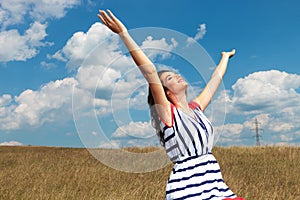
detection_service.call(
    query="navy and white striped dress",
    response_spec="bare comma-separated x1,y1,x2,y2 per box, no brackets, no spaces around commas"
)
161,102,237,200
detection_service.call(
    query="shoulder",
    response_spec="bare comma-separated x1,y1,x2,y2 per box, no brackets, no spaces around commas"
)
159,103,176,128
188,100,202,111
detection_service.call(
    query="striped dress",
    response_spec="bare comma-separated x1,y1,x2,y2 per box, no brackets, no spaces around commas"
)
161,102,237,200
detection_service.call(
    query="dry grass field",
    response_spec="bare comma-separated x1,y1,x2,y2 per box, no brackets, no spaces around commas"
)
0,145,299,200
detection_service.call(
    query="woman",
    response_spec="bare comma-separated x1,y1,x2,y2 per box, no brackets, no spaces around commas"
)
98,9,244,200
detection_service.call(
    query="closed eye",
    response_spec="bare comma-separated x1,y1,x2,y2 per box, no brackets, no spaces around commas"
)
165,75,173,82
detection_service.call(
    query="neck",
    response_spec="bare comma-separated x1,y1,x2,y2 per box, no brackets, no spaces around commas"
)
173,91,189,110
172,90,196,118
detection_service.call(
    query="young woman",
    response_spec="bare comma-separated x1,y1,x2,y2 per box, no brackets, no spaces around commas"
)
98,9,244,200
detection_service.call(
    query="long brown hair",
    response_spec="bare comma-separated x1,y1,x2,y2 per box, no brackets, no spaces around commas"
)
147,70,172,146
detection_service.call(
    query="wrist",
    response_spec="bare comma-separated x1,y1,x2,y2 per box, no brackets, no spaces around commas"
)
118,31,129,38
118,31,139,52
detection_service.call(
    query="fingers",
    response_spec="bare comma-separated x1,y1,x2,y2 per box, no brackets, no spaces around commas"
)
97,14,108,26
97,9,126,34
107,9,117,22
228,49,236,58
98,10,113,25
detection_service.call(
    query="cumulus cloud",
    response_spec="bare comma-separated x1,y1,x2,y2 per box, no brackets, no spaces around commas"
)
0,0,80,27
141,36,178,60
213,123,244,145
215,123,243,136
0,22,51,62
0,94,12,106
271,123,294,132
0,78,77,130
0,21,181,132
0,141,23,146
57,22,179,116
211,70,300,145
186,23,207,46
211,70,300,119
15,78,76,124
231,70,300,114
107,121,162,147
0,0,79,62
112,121,155,139
40,61,56,69
51,23,123,71
98,140,121,149
50,23,134,120
77,65,121,92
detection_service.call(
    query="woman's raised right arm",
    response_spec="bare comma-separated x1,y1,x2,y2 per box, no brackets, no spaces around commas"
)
98,10,154,77
98,10,172,124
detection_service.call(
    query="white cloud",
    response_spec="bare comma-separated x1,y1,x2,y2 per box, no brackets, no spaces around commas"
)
0,22,180,131
40,61,56,69
112,121,155,139
0,141,23,146
124,137,160,147
273,107,300,132
0,94,12,106
51,22,122,71
0,0,79,62
230,70,300,114
0,0,80,28
53,23,142,118
0,78,77,130
215,123,243,137
141,36,178,60
59,22,179,116
77,65,121,91
15,78,76,124
128,84,149,110
243,114,270,129
213,123,243,145
0,22,50,62
273,123,294,132
30,0,80,22
186,23,207,46
98,140,121,149
210,70,300,146
194,24,207,40
0,1,30,27
211,70,300,120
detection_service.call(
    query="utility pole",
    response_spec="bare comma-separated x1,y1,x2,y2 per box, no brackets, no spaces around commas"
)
251,118,263,146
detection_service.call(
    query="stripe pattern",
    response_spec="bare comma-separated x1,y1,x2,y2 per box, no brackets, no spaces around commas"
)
161,102,236,200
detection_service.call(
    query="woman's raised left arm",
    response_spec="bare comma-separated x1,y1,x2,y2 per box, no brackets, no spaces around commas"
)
192,49,236,111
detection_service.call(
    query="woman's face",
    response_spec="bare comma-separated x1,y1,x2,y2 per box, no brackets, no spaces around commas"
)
159,71,188,95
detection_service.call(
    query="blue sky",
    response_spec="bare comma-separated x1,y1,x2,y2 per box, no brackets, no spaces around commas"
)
0,0,300,148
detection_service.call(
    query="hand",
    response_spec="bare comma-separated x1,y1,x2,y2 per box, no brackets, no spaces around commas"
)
222,49,236,58
98,9,127,34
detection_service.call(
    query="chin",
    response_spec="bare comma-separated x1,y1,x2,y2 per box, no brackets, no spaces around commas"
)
181,83,188,91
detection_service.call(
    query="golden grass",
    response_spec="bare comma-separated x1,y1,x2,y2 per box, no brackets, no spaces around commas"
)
0,145,299,200
213,146,300,200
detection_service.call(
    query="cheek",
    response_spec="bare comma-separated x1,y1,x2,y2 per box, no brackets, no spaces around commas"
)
165,81,177,91
165,80,175,89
